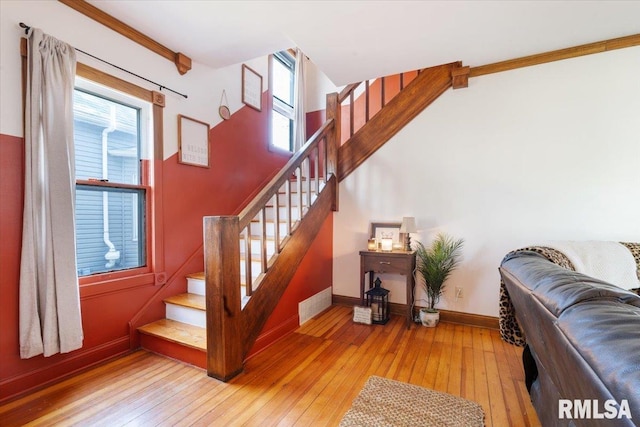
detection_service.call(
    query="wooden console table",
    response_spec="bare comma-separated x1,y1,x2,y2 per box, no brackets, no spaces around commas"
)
359,250,416,328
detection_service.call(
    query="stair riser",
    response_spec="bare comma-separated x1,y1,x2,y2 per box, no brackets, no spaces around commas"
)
240,260,267,281
270,194,308,208
240,239,277,257
249,221,290,237
187,277,251,297
240,257,270,269
187,277,206,296
166,304,206,328
254,206,301,223
140,334,206,370
279,179,321,194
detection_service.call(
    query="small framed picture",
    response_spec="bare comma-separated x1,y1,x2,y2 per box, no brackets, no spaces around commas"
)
178,115,210,168
370,222,404,251
242,64,262,111
353,306,372,325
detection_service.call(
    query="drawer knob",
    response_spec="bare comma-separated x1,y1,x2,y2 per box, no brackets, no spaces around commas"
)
379,261,391,265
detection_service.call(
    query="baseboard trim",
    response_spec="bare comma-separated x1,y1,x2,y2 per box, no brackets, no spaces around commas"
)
437,309,499,330
332,295,499,330
0,336,131,404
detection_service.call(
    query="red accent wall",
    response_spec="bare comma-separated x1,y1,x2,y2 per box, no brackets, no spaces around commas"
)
0,96,334,403
0,133,25,390
248,108,333,356
250,207,333,358
164,95,289,275
306,109,326,139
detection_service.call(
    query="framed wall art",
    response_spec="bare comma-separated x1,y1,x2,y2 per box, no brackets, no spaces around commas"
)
178,114,210,168
369,222,404,251
242,64,262,111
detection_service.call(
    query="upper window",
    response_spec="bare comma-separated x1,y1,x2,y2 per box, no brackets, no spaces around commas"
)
73,78,152,277
271,51,295,152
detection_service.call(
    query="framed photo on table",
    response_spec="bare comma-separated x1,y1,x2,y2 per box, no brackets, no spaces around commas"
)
178,114,210,168
370,222,404,251
242,64,262,111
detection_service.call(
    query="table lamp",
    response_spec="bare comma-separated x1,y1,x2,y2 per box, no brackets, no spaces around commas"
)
400,216,417,251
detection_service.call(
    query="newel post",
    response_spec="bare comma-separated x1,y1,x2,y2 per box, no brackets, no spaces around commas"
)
203,216,244,381
325,92,340,210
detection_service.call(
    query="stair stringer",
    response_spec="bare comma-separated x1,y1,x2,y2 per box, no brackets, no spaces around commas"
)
240,176,336,356
338,62,460,181
203,176,336,381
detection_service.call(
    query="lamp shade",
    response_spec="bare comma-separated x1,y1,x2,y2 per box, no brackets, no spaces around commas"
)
400,217,417,233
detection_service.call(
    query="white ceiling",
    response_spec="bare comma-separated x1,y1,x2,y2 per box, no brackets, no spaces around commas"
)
87,1,640,86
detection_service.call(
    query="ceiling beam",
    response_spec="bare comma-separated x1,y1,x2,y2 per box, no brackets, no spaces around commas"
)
470,33,640,78
58,0,192,75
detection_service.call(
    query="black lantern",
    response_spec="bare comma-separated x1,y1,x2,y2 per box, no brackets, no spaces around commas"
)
366,277,390,324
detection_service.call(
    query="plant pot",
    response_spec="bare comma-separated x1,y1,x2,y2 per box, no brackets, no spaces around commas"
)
419,309,439,327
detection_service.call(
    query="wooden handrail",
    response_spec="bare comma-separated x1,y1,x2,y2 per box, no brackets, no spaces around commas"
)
204,108,337,380
241,176,336,356
237,118,334,230
338,62,457,180
336,69,425,142
338,83,361,103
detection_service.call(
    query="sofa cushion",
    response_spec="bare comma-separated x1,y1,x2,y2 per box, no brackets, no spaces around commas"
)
502,251,640,317
500,251,640,424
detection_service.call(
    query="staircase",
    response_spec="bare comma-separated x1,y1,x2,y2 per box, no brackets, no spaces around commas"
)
137,180,314,369
135,61,466,381
138,273,207,368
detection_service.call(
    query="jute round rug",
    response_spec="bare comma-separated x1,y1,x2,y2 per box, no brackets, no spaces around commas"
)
339,376,485,427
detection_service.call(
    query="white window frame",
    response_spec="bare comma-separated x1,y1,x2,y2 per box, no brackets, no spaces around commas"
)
270,51,296,153
74,77,153,280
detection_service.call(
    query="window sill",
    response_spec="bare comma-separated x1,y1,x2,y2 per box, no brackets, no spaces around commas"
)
79,271,158,299
268,144,294,157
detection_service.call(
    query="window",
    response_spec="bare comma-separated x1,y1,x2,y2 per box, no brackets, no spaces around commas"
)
271,50,295,152
73,78,152,277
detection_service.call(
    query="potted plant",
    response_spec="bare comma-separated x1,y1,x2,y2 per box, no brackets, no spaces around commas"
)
414,233,464,327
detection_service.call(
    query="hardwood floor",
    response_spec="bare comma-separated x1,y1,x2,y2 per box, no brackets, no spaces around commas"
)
0,305,540,426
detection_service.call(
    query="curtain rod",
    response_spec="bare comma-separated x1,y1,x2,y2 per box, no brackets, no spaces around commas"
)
19,22,188,99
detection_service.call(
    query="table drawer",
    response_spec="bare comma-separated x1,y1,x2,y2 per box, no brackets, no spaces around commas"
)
363,256,409,274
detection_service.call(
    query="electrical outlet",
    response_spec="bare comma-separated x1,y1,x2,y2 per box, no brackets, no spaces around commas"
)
455,287,463,299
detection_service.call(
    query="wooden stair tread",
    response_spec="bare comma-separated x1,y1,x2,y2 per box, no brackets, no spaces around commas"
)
249,217,295,224
138,319,206,351
240,234,277,241
186,272,204,280
164,293,205,310
187,272,251,289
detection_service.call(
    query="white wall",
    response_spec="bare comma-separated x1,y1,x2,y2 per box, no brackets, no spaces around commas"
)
333,47,640,317
306,58,338,112
0,1,331,149
0,0,269,159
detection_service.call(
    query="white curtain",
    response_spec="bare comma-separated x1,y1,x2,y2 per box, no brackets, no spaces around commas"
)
292,48,307,183
292,48,306,152
20,28,83,359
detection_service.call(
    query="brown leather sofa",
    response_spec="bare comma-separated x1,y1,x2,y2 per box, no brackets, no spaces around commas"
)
500,251,640,427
